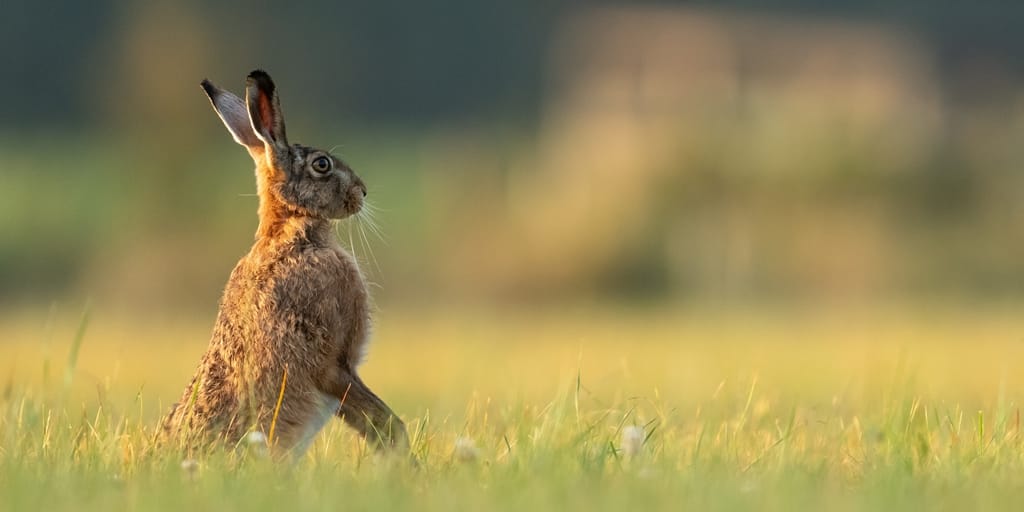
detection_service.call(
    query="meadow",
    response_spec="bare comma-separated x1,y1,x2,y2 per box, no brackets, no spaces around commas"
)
3,2,1023,510
3,302,1024,511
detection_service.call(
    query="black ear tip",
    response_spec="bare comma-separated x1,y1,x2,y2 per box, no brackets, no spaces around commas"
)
200,79,218,98
246,69,275,92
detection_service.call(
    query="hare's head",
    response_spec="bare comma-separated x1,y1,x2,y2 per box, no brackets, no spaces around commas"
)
201,70,366,223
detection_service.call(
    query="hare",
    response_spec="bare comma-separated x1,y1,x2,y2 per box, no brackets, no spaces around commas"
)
160,70,407,457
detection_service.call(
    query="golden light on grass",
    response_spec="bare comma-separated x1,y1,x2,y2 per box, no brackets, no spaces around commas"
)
4,303,1024,510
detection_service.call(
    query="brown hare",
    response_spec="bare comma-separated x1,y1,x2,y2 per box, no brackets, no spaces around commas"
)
161,70,407,457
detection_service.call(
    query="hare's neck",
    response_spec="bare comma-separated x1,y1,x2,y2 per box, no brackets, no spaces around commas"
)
253,183,332,244
256,213,332,248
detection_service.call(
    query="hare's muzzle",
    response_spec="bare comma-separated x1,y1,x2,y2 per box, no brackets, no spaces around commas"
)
353,178,367,198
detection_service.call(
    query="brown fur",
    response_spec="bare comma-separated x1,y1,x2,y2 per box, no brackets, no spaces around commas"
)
161,71,407,455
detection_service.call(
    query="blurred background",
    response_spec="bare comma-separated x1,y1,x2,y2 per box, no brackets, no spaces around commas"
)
3,1,1024,313
4,0,1024,317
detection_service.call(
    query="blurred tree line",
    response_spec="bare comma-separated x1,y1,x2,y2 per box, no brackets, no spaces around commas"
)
2,0,1023,129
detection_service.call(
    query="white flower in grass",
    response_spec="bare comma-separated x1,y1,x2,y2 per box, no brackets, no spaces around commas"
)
246,431,269,457
453,436,479,462
246,431,267,446
621,426,645,457
180,459,200,479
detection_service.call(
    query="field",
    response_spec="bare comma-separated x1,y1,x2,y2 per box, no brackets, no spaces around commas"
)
3,303,1024,511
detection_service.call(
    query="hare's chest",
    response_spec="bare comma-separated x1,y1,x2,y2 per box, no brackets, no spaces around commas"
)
327,248,372,364
271,247,367,306
293,247,371,356
243,246,371,363
317,247,369,319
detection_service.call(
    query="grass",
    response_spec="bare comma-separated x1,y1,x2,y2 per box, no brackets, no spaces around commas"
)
3,302,1024,511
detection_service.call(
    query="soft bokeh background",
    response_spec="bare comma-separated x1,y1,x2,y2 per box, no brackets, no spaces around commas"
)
3,1,1024,415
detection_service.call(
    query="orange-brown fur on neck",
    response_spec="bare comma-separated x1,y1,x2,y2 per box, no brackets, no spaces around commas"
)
250,155,315,241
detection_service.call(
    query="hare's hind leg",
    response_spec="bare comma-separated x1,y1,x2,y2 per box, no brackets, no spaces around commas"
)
334,373,408,450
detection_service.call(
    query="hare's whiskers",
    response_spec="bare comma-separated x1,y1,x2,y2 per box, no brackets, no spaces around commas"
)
363,198,389,213
360,200,388,244
356,215,382,275
340,219,360,268
364,208,386,244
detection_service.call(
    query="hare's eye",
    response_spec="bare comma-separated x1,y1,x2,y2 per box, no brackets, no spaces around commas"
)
311,156,332,174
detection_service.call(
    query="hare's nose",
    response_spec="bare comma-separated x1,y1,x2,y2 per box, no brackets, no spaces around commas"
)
352,176,367,197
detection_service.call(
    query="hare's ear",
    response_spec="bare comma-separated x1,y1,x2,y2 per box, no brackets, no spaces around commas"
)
200,79,263,155
245,70,289,159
